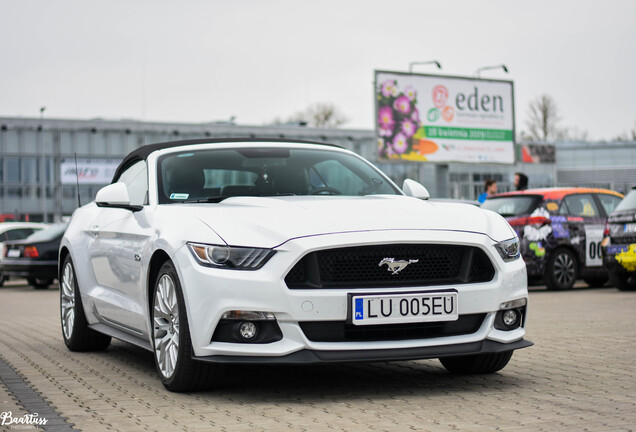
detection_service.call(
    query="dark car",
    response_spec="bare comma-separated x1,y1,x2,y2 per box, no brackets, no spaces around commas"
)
602,186,636,291
0,222,48,286
0,223,67,289
482,188,623,290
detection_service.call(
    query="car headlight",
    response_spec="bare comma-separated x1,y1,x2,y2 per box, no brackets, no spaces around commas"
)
494,237,520,262
187,242,275,270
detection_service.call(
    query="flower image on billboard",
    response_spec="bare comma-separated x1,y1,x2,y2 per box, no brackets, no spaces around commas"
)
375,71,516,164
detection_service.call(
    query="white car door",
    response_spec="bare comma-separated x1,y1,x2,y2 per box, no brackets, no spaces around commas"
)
87,161,152,335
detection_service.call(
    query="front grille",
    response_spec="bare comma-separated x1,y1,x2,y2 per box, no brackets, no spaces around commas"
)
285,244,495,289
299,314,486,342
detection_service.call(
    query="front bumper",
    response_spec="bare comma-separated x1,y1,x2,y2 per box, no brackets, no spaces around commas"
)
172,230,529,361
603,244,636,274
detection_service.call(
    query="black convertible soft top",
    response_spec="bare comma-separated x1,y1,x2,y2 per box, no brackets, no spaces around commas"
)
111,137,341,183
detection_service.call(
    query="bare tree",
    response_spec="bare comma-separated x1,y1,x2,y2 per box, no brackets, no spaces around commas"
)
525,94,562,141
613,120,636,141
557,126,589,142
276,102,348,128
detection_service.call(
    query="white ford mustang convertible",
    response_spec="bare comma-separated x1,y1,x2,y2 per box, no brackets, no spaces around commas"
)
59,138,531,391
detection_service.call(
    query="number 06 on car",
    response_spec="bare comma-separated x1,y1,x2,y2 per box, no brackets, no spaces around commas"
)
352,291,458,325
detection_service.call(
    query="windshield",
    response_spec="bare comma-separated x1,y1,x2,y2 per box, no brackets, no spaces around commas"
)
25,223,68,242
481,195,541,217
157,147,399,203
614,189,636,213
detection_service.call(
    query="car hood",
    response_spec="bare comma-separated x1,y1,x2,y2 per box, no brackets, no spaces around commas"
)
160,195,515,248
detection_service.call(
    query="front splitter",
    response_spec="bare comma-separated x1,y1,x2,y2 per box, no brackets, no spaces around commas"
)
193,338,533,364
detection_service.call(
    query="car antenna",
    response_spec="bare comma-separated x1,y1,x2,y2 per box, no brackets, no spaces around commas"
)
74,153,82,207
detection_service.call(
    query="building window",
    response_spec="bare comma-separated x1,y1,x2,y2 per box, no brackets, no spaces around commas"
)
45,158,55,183
7,186,22,198
24,186,39,200
6,158,20,183
62,186,76,199
22,158,39,183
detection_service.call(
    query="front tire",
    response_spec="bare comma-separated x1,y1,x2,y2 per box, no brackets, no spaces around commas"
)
439,351,513,374
583,276,608,288
28,277,53,289
545,248,578,290
60,255,111,351
152,261,219,392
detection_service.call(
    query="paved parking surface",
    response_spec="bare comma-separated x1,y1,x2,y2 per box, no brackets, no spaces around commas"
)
1,280,635,432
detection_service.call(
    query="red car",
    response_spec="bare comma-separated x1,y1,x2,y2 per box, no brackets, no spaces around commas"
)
482,188,623,290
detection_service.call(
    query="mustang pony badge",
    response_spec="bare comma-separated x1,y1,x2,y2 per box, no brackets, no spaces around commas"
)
379,258,419,275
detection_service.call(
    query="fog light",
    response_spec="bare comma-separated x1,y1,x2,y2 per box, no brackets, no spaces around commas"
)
238,321,258,340
502,309,518,327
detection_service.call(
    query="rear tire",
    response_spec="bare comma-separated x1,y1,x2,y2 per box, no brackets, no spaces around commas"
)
609,271,636,291
440,351,513,374
152,261,220,392
545,248,578,290
60,255,111,351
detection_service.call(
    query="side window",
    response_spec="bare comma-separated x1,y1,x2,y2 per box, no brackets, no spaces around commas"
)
562,194,600,217
118,161,148,206
596,194,622,215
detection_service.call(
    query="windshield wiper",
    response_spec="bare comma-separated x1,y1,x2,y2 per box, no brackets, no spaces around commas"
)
182,196,230,203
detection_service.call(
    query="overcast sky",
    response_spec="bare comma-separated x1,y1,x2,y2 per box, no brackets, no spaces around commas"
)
1,0,634,140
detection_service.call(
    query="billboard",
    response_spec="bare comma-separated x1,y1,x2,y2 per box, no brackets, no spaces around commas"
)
375,70,515,164
60,158,120,184
518,143,556,164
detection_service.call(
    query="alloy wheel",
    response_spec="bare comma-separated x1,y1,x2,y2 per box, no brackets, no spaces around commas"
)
60,262,76,340
553,252,575,286
153,274,180,379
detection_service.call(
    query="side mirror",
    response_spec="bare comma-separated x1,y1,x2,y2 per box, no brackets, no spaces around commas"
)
402,179,430,200
95,182,142,211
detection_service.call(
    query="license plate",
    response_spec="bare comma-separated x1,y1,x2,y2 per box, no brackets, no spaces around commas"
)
624,223,636,233
350,291,458,326
7,249,20,258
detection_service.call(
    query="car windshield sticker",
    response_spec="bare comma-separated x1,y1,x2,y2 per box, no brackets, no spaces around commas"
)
546,202,559,212
170,193,189,200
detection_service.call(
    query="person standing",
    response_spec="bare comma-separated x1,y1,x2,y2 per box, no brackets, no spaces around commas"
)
478,179,498,203
514,172,528,191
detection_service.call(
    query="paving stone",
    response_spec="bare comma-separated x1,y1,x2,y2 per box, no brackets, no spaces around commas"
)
1,283,635,431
